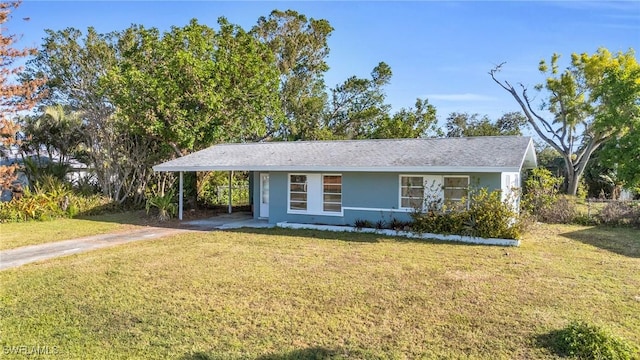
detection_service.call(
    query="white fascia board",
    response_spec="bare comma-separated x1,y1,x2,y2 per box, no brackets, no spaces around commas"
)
519,138,538,170
153,165,521,173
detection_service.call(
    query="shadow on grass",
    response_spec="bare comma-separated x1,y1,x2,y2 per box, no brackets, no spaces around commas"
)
256,347,347,360
224,227,488,247
534,329,572,358
181,347,350,360
226,226,381,243
560,226,640,258
73,207,247,231
74,208,496,247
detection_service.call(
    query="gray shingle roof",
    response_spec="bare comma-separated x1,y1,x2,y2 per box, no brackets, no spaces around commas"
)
153,136,537,173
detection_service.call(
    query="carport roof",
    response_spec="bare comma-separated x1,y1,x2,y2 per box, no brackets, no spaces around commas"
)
153,136,537,173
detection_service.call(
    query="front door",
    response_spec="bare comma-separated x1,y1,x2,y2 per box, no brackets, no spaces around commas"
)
259,173,269,218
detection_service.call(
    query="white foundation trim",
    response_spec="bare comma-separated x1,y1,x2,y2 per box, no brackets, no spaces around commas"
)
276,222,520,247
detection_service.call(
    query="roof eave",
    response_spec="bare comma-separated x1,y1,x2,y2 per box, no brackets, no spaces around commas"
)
153,165,523,173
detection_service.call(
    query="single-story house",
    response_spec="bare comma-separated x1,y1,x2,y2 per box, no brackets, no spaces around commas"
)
153,136,537,225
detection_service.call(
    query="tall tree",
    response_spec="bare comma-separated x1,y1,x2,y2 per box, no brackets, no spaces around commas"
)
21,104,83,164
22,27,152,203
107,18,281,156
0,1,45,189
593,53,640,190
370,98,441,139
446,112,527,137
490,48,639,195
252,9,333,140
325,62,392,139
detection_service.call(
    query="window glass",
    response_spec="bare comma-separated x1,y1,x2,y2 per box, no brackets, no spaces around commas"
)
400,176,424,209
444,177,468,188
289,175,307,211
443,176,469,206
323,175,342,212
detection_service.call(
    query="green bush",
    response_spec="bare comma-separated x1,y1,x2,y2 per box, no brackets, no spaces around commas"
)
466,188,521,239
353,219,373,229
0,176,116,223
522,168,584,224
410,209,467,235
522,167,569,221
545,321,636,359
522,168,564,214
410,189,522,240
198,171,250,207
0,192,59,222
70,194,117,216
145,189,178,221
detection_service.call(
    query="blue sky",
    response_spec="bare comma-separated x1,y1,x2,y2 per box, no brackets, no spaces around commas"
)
7,1,640,123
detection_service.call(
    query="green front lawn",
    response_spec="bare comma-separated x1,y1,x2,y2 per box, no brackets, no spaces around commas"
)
0,211,157,250
1,224,638,359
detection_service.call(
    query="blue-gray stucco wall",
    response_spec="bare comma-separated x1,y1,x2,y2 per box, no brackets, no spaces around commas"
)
256,171,505,226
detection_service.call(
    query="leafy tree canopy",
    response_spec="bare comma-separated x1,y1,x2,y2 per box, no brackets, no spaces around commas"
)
105,18,282,156
445,111,527,137
491,47,639,195
325,62,392,140
252,10,333,140
370,98,441,139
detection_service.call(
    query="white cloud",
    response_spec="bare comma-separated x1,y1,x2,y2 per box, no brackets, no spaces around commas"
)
424,93,497,102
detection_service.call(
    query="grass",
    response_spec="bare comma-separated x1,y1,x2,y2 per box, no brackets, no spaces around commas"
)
1,223,639,359
0,211,152,250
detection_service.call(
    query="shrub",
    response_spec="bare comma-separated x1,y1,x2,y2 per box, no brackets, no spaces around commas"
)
522,167,564,217
145,189,178,221
599,202,640,226
537,196,579,224
573,212,599,226
465,188,521,239
198,171,250,207
74,176,101,196
389,217,411,231
0,176,116,223
544,321,636,359
410,189,523,240
353,219,373,229
410,209,467,236
0,192,56,222
521,168,583,224
70,194,117,216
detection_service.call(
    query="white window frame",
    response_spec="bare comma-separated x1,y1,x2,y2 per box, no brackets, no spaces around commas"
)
399,175,425,210
322,174,342,213
443,175,470,208
398,175,470,211
288,173,343,216
288,174,308,211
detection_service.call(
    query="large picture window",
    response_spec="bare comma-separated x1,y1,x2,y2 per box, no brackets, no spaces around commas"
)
399,175,469,211
289,175,307,210
288,174,342,215
323,175,342,212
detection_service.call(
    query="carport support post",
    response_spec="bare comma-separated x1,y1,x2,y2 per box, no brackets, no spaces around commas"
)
228,170,233,214
179,171,183,220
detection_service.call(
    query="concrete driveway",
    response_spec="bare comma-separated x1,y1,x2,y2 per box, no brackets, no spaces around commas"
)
0,227,189,271
0,212,273,271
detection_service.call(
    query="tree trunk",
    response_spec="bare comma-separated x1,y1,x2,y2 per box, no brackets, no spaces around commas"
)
567,172,580,196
